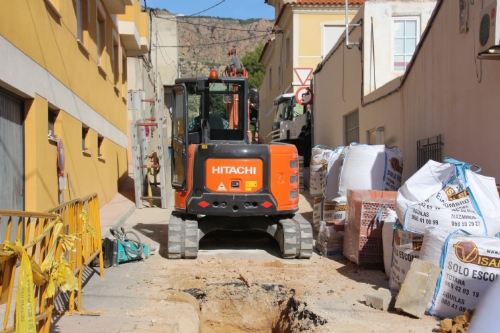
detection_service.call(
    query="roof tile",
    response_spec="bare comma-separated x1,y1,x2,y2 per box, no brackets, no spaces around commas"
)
289,0,365,4
266,0,365,4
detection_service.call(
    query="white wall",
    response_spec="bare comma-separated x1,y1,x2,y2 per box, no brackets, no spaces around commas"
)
314,0,500,183
153,14,179,86
313,0,434,173
362,1,436,95
400,0,500,180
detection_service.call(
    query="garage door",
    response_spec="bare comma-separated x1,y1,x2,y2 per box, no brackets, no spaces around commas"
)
0,87,24,211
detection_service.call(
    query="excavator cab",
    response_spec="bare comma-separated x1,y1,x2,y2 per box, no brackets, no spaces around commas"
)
168,67,313,260
171,76,249,191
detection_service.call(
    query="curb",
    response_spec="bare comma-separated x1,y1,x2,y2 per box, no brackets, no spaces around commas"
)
101,203,137,239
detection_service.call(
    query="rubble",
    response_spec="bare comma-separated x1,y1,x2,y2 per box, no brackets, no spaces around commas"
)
433,311,473,333
364,288,394,311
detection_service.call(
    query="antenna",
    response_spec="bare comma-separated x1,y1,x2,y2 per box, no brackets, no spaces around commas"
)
345,0,361,48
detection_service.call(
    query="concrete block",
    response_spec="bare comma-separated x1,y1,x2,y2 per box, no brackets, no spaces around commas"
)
365,288,393,311
395,258,441,318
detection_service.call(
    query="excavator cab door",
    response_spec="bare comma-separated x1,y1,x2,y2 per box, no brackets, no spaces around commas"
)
171,85,188,190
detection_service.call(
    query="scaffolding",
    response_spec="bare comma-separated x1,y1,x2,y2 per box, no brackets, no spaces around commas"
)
129,88,171,208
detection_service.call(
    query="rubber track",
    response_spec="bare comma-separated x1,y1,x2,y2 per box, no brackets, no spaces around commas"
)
168,214,199,259
184,219,199,259
280,214,313,259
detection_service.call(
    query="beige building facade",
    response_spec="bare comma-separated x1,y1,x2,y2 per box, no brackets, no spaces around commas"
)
125,11,178,163
314,0,500,181
258,0,364,143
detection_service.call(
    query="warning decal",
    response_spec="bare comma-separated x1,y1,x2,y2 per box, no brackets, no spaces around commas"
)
245,181,257,188
218,182,227,191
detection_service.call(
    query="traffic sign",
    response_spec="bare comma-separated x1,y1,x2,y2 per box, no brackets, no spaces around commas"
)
295,87,313,105
294,68,313,86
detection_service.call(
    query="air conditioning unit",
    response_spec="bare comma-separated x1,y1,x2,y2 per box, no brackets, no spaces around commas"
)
478,0,500,59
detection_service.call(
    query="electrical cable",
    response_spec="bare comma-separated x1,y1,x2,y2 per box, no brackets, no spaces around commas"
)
472,1,483,83
342,42,346,102
110,226,144,257
152,19,176,65
156,33,270,48
155,15,272,33
371,17,376,90
186,0,226,17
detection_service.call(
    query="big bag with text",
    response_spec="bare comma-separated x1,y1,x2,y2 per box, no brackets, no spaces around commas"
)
396,158,500,236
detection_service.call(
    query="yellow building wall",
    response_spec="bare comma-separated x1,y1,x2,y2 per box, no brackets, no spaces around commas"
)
24,96,59,212
119,0,149,40
0,0,135,211
23,94,128,212
1,0,127,133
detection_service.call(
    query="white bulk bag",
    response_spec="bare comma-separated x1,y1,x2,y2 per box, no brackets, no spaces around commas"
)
312,197,324,233
384,146,404,191
396,158,500,236
324,146,345,200
382,209,398,277
332,196,347,221
338,144,387,196
389,228,423,291
310,145,332,196
420,227,500,319
322,200,336,221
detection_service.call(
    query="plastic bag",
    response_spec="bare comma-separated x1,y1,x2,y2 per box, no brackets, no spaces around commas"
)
15,241,37,333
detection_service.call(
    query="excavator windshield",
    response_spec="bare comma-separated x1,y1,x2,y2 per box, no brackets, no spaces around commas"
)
186,80,246,142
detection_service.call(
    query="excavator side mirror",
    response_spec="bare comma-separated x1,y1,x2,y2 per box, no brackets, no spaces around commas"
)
249,88,258,104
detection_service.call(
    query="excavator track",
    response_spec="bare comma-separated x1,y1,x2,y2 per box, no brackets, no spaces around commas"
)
168,212,313,260
168,213,199,259
278,214,313,259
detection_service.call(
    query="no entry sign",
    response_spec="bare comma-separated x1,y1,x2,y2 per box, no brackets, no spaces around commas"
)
295,87,313,105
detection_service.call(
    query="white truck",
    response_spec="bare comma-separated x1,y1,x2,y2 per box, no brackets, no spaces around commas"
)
269,92,312,168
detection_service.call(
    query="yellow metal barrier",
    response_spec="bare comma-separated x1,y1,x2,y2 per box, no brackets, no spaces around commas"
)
46,193,104,313
0,210,59,333
77,194,105,311
0,193,105,332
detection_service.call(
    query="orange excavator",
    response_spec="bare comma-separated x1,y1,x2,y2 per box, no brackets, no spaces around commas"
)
168,48,313,259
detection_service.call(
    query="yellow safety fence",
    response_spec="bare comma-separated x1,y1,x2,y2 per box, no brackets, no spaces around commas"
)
0,193,104,333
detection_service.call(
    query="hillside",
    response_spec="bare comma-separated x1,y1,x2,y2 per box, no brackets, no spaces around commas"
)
154,10,274,77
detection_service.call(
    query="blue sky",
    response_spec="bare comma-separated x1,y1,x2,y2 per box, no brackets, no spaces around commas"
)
146,0,275,20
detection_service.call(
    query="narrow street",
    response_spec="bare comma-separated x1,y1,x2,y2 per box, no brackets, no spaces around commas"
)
50,178,439,333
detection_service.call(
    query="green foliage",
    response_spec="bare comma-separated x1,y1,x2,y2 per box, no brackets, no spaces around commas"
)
209,95,227,119
241,43,265,89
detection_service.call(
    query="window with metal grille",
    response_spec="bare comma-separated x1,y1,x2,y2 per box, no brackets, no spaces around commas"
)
344,110,359,145
417,135,443,169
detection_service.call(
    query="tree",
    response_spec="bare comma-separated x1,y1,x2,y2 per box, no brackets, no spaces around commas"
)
241,43,265,90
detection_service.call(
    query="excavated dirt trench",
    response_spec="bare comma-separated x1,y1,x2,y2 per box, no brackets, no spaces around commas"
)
180,283,327,333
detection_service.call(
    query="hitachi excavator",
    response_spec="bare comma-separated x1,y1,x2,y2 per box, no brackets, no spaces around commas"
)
168,48,313,259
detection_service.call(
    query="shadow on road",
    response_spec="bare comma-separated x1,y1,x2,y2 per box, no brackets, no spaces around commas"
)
132,223,284,259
